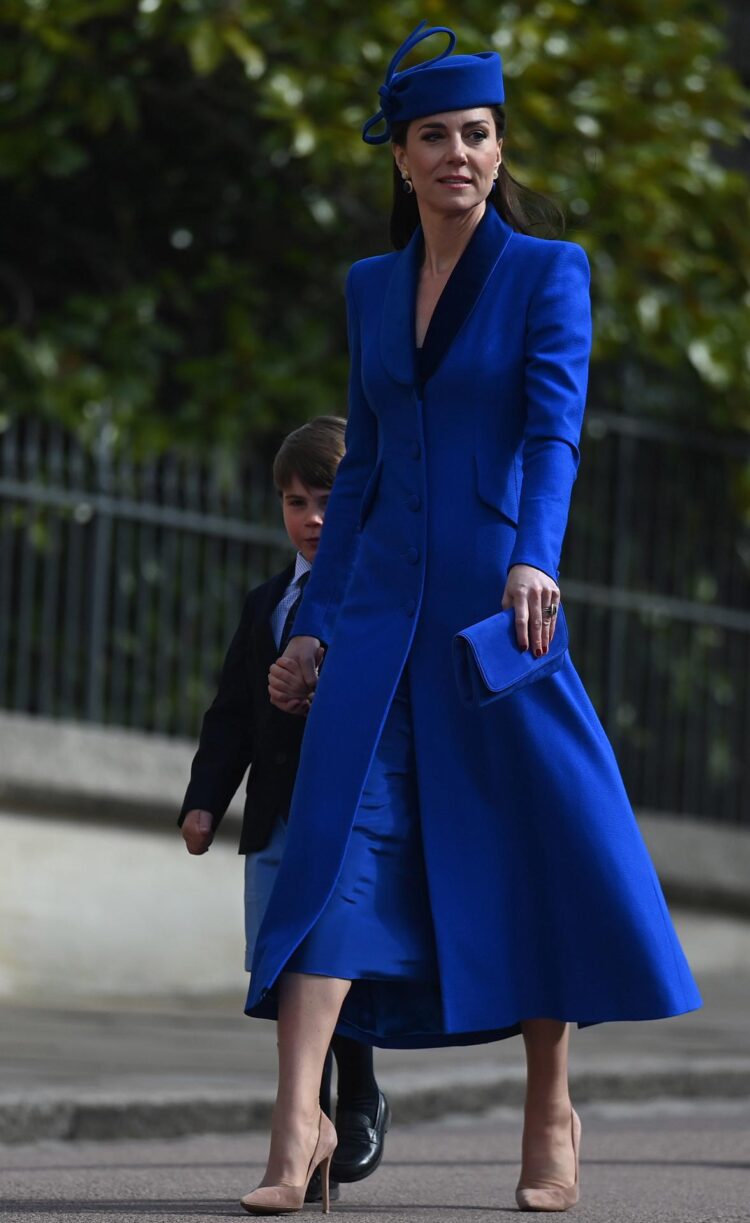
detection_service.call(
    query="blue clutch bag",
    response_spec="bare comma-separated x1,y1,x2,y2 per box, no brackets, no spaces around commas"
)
452,603,569,708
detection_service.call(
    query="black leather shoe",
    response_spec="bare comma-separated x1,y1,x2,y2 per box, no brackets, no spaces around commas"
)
304,1165,340,1204
331,1090,391,1183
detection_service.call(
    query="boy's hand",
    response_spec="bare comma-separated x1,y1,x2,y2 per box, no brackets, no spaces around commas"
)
181,809,215,854
269,637,323,716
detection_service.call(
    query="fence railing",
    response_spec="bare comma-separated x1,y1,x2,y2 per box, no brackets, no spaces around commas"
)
1,414,748,825
0,421,291,739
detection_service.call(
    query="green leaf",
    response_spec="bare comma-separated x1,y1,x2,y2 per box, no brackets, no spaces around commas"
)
186,19,225,75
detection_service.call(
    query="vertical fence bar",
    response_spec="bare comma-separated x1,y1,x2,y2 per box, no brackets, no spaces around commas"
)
108,450,136,727
245,454,265,592
221,454,244,661
60,438,87,718
739,631,750,825
84,431,113,723
705,625,729,825
38,426,63,716
605,424,635,749
0,424,17,707
154,455,179,735
198,455,222,702
130,460,157,730
176,457,200,737
13,420,40,712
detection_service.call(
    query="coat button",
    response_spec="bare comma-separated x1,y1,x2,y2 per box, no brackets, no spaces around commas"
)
410,441,421,459
405,598,417,616
407,493,421,511
274,750,288,765
404,546,419,564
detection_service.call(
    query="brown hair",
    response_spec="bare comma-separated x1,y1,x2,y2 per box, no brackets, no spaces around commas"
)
273,415,346,494
389,105,564,248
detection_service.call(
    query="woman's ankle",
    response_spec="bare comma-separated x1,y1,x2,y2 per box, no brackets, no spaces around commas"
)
271,1101,320,1128
264,1109,322,1182
523,1092,572,1126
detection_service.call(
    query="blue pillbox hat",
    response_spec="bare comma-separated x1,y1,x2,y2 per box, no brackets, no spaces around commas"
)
362,20,505,145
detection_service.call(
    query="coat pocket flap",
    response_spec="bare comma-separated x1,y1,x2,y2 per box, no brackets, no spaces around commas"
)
473,451,519,525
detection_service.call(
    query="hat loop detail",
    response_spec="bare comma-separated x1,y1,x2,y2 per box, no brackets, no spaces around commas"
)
362,20,457,146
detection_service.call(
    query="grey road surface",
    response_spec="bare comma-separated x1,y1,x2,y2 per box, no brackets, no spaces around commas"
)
0,1100,748,1223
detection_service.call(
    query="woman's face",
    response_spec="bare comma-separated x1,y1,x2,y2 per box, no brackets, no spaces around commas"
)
393,107,502,216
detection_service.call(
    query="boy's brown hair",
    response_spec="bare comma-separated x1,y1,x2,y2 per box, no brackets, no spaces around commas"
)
273,415,346,494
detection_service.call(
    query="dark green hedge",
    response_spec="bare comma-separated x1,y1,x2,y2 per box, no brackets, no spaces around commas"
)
1,0,748,455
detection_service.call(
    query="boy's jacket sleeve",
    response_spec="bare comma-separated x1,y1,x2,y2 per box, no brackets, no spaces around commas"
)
292,267,379,645
508,242,592,582
178,590,255,827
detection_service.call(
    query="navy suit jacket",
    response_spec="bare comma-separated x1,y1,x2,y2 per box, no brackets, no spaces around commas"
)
179,563,306,854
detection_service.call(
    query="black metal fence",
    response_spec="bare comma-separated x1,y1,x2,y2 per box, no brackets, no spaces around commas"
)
0,421,292,740
1,415,748,826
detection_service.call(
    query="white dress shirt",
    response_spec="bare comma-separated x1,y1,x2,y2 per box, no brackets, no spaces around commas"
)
270,552,313,650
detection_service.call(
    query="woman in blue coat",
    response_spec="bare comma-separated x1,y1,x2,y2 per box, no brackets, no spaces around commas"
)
241,21,702,1216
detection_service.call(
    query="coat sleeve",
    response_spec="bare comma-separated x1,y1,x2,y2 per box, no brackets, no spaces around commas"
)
507,241,592,583
291,265,379,645
178,591,255,830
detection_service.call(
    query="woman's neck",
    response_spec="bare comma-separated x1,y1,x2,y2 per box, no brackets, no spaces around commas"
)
419,202,486,276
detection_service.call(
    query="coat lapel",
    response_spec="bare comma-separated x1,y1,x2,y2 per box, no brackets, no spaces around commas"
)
380,205,515,390
418,206,515,386
379,226,422,387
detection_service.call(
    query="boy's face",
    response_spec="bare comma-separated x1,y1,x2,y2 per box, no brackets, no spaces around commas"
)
280,475,330,564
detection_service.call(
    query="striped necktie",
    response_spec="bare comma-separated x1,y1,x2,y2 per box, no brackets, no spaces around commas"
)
278,570,310,654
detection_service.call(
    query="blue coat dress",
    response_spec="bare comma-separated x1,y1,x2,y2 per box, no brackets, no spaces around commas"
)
246,204,701,1047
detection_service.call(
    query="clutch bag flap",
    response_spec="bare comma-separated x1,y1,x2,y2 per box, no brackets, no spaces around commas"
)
452,603,568,708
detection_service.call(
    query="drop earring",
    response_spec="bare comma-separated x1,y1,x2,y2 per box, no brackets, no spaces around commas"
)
401,171,414,194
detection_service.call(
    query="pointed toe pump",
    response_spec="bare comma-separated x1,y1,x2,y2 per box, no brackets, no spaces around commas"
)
515,1108,581,1213
241,1110,338,1215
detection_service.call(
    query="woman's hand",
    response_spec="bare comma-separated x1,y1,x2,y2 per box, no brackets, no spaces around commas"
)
268,635,324,716
501,564,560,657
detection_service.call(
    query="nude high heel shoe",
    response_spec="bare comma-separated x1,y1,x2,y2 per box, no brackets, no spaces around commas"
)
515,1107,581,1212
241,1110,338,1215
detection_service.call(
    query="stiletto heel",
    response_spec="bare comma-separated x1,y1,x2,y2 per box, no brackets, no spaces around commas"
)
320,1153,332,1214
240,1109,338,1215
515,1107,581,1212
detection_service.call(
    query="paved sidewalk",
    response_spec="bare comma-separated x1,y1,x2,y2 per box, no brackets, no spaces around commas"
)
1,912,749,1144
1,1102,749,1222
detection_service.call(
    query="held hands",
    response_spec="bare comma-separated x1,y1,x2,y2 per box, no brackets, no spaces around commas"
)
502,564,561,657
181,809,215,855
268,635,325,715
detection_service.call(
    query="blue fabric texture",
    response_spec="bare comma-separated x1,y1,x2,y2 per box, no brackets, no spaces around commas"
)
362,20,504,145
244,818,288,971
245,204,702,1047
286,662,438,984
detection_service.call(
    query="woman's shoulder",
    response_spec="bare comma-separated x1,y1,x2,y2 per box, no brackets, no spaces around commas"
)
510,231,590,275
345,252,399,298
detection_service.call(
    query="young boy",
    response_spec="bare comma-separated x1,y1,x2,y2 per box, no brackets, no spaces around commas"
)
178,416,390,1202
